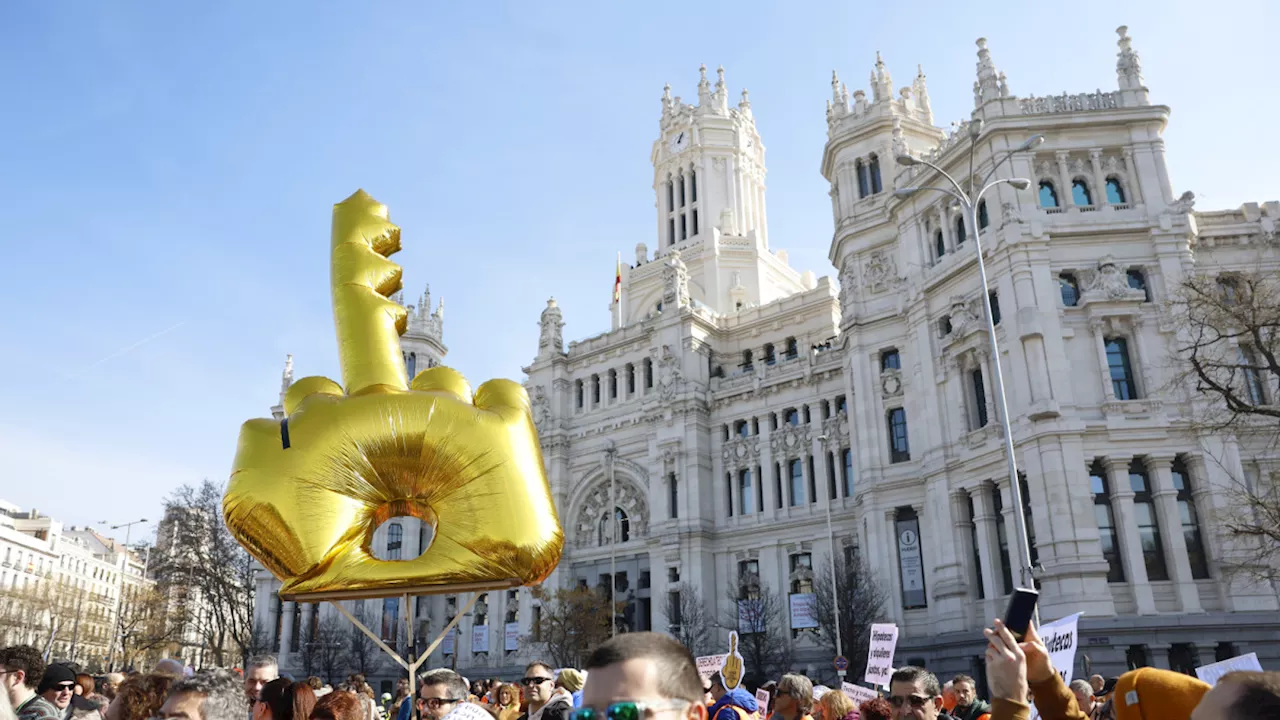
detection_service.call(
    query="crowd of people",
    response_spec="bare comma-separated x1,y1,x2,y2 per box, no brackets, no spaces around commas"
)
5,618,1277,720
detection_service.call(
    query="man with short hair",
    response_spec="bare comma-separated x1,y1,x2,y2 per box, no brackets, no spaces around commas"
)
100,675,124,703
1191,670,1280,720
414,669,470,720
242,656,278,707
948,675,988,720
888,667,954,720
707,672,758,720
1067,680,1095,716
155,660,186,678
160,670,245,720
519,663,570,720
581,632,707,720
1087,675,1105,694
0,645,61,720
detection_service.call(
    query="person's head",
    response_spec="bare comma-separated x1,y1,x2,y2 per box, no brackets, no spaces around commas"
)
103,674,125,701
580,631,706,720
700,677,713,707
154,660,185,679
707,674,726,703
1090,675,1106,693
417,670,468,720
817,687,854,720
0,645,46,704
105,674,175,720
244,657,279,704
1191,671,1280,720
76,674,96,698
774,674,813,718
39,664,78,709
939,683,955,713
1069,680,1095,712
858,698,893,720
888,667,942,720
255,679,317,720
521,663,557,707
1112,668,1209,720
160,670,244,720
948,675,975,710
307,680,324,693
557,670,585,695
394,680,408,698
310,691,363,720
495,685,520,708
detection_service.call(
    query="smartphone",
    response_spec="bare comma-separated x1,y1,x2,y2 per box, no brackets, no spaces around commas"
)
1003,587,1039,641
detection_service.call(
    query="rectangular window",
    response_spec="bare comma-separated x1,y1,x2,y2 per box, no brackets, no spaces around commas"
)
966,494,985,599
1106,337,1139,400
739,469,754,515
895,508,927,609
1240,347,1268,406
784,337,798,360
835,395,847,414
989,292,1001,325
887,408,910,463
827,451,837,500
668,472,678,520
531,605,542,641
680,214,687,240
788,459,804,507
1090,461,1125,582
842,448,854,497
774,463,783,509
725,472,734,517
627,364,636,394
789,553,813,594
692,209,699,236
881,349,901,371
666,181,674,211
1129,460,1170,581
972,369,989,429
1171,458,1210,579
737,560,760,600
381,597,399,642
667,218,675,246
690,171,697,202
1060,273,1080,307
993,486,1014,595
808,455,817,505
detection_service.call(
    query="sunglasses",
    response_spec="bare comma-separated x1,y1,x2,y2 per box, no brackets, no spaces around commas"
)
418,698,462,710
521,677,554,686
570,700,690,720
887,694,933,709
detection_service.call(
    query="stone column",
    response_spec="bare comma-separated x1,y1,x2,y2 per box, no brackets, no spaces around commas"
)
971,484,1002,614
883,509,905,626
760,425,776,519
1147,456,1203,612
952,490,980,600
1089,149,1108,207
300,602,315,651
997,483,1020,588
1090,320,1117,401
1121,148,1140,206
813,436,832,510
711,430,726,522
1055,151,1074,208
278,600,295,666
1104,458,1157,614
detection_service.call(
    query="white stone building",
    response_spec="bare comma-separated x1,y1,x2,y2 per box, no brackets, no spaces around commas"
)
252,26,1280,689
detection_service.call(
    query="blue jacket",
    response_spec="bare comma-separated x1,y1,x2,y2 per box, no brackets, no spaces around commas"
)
709,688,759,720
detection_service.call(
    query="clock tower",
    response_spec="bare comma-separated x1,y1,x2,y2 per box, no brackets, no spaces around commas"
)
623,65,808,324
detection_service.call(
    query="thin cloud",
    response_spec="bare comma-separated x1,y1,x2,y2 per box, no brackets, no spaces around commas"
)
84,320,187,371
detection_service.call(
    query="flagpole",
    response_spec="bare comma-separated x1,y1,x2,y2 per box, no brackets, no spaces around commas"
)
614,251,623,330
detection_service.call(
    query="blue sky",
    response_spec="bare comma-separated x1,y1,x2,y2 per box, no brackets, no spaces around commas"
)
1,1,1276,545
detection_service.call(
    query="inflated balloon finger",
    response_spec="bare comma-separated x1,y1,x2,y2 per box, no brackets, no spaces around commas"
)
223,190,563,599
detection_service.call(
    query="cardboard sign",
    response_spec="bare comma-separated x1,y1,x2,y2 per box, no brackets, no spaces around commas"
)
443,703,495,720
721,631,745,689
1039,613,1082,684
841,683,878,707
754,689,770,710
864,623,899,687
1195,653,1263,685
696,654,728,679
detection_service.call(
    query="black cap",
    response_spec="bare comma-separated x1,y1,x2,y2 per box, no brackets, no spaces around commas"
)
38,664,77,694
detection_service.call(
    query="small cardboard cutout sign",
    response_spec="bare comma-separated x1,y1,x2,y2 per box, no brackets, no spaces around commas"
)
720,631,745,690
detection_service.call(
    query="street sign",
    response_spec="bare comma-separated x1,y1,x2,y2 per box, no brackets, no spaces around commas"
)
834,656,849,672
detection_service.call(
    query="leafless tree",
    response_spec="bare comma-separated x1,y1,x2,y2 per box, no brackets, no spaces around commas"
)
812,551,887,682
300,615,349,685
524,585,615,669
1170,268,1280,580
345,620,384,677
719,583,792,689
662,583,714,656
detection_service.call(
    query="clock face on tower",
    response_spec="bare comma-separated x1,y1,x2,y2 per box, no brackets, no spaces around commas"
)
669,130,689,154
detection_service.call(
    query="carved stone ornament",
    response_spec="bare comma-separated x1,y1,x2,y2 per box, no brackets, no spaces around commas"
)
574,476,650,549
948,296,981,338
538,297,565,353
530,385,551,432
662,250,691,308
864,249,898,295
1168,191,1196,214
881,369,903,398
768,424,811,456
1000,202,1023,227
658,345,684,401
1079,256,1141,301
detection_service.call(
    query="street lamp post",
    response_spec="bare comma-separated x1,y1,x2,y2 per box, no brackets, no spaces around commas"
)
894,126,1044,597
101,517,147,671
815,434,844,678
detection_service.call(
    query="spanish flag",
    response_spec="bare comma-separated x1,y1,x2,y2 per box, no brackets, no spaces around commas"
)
613,252,622,303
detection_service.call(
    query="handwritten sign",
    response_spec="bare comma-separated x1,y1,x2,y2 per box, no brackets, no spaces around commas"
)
1196,653,1263,685
755,689,770,710
696,654,728,679
841,683,878,707
1039,613,1082,684
864,623,899,687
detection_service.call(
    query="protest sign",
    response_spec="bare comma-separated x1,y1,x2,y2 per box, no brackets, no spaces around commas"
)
812,686,830,701
755,688,770,710
864,623,899,687
1196,653,1263,685
721,631,745,689
841,682,878,706
696,654,728,679
1038,613,1082,684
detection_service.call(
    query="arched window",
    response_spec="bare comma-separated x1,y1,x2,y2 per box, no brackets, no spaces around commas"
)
784,408,800,426
407,353,416,379
1105,177,1126,204
575,379,584,409
643,358,654,389
955,216,967,245
386,522,403,561
591,374,601,404
666,175,674,211
763,343,776,366
855,159,869,198
677,175,686,207
869,154,883,194
734,419,749,438
977,200,989,230
625,363,636,395
1071,178,1093,206
608,369,618,400
1038,181,1059,208
742,349,754,371
598,508,630,545
935,229,946,259
690,169,698,203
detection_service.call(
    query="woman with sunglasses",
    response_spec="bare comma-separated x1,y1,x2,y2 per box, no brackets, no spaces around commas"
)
518,664,571,720
768,675,813,720
255,678,318,720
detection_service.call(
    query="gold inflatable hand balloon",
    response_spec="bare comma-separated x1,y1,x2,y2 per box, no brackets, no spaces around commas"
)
223,189,563,600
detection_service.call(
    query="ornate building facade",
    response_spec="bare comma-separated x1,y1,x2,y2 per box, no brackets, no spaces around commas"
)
253,27,1280,689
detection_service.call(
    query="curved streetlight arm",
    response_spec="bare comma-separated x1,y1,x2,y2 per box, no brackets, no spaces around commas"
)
896,184,969,209
976,177,1028,206
904,157,968,201
981,147,1025,187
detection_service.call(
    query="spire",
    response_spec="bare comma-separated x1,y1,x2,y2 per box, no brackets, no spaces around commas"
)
714,65,729,113
974,37,1004,107
738,88,752,117
419,284,432,319
871,51,893,103
697,63,711,107
831,70,841,103
280,354,294,394
913,64,933,123
1115,25,1145,91
434,295,444,319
